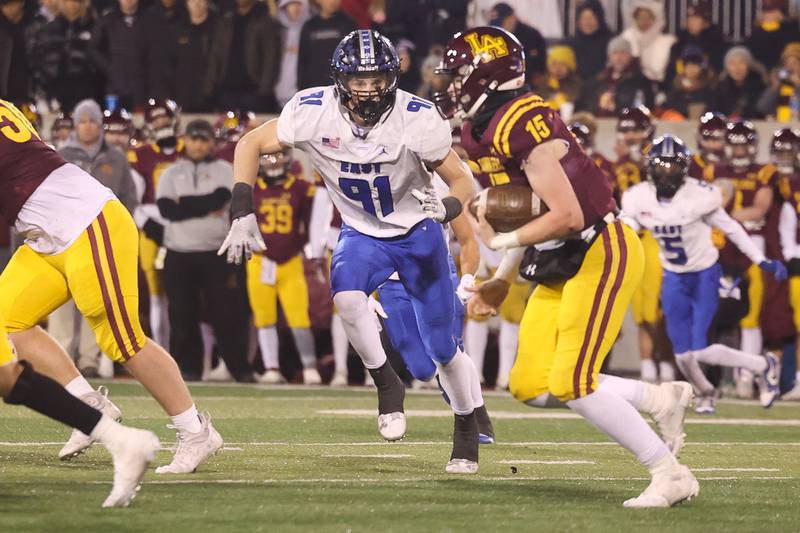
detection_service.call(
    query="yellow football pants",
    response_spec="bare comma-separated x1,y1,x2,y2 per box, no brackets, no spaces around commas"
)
0,319,15,367
0,200,146,362
630,230,661,325
791,276,800,331
246,254,311,329
510,221,644,402
740,262,763,329
139,232,163,296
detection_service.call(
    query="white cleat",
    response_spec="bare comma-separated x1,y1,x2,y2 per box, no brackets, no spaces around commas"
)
303,368,322,385
623,464,699,508
445,458,479,474
755,352,781,408
155,412,223,474
60,386,122,461
258,369,286,385
694,394,716,415
378,411,406,441
330,371,348,387
205,360,233,382
781,382,800,401
101,425,161,508
651,381,693,456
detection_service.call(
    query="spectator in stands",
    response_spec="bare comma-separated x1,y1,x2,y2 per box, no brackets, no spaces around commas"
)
51,99,138,378
664,45,716,120
275,0,310,107
427,0,467,49
713,46,766,119
156,119,254,382
204,0,281,112
569,0,613,82
26,0,59,94
489,2,546,82
396,38,420,94
665,0,726,86
0,0,33,102
757,42,800,120
535,45,582,117
90,0,149,108
620,0,675,83
171,0,216,111
372,0,430,57
32,0,103,111
745,0,799,72
416,48,443,101
143,0,186,101
578,36,654,117
340,0,368,28
297,0,356,90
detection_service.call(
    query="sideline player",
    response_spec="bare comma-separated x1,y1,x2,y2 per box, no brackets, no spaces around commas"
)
0,323,159,507
438,26,698,507
247,149,322,385
0,99,222,474
220,30,483,473
776,128,800,400
622,135,783,412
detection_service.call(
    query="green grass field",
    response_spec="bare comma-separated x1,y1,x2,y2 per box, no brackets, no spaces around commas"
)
1,381,799,532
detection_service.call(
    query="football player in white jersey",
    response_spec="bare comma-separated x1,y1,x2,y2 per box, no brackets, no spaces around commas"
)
622,135,785,412
219,30,483,473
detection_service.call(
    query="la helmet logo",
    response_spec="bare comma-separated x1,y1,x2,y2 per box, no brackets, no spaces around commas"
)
464,32,509,62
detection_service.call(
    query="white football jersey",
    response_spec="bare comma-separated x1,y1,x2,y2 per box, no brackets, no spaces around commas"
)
277,86,452,238
622,178,724,273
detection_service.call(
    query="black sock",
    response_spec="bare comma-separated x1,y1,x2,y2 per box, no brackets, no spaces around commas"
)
475,404,495,439
451,412,479,462
4,361,102,435
368,360,405,414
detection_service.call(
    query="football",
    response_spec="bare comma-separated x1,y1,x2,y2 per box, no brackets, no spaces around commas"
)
468,185,548,233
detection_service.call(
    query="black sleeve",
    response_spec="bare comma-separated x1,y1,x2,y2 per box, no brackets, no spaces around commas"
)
157,197,192,221
178,187,232,217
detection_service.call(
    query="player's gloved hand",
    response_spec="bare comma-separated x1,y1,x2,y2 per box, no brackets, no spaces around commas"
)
455,273,476,304
760,260,788,282
367,294,388,331
217,213,266,265
411,188,462,223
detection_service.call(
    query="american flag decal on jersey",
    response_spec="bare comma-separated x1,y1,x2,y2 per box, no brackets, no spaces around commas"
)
322,136,340,149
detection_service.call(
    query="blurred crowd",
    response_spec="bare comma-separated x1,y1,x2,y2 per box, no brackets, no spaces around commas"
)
1,0,800,121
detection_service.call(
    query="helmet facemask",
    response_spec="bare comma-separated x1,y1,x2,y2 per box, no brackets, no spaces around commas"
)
336,71,398,125
649,158,687,199
259,151,292,182
726,142,755,171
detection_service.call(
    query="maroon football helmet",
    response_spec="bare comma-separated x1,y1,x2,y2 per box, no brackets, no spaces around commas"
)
771,127,800,174
617,105,653,162
215,110,256,143
567,122,592,150
103,108,133,134
144,98,180,142
697,111,727,163
434,26,526,123
50,112,73,148
725,120,758,171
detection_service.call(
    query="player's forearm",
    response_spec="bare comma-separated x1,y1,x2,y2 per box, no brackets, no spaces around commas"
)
492,247,525,283
709,208,766,265
731,206,768,223
510,210,582,247
459,239,480,276
435,149,475,206
233,119,283,186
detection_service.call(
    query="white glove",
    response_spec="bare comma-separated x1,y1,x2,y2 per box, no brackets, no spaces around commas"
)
455,273,476,304
411,187,447,222
217,213,267,265
367,294,388,331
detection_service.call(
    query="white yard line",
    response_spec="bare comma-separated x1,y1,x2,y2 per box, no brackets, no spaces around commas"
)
320,454,413,459
692,468,780,472
317,409,800,426
3,440,800,447
81,475,793,486
497,460,596,465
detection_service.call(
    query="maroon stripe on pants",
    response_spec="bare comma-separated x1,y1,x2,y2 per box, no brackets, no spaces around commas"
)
585,222,628,393
572,228,614,399
86,224,132,360
97,212,142,354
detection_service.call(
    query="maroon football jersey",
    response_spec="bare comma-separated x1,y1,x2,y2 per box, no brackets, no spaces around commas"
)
253,174,315,264
461,93,615,229
613,154,647,196
0,99,66,224
687,153,711,182
128,139,184,204
592,152,617,201
780,172,800,239
707,162,778,236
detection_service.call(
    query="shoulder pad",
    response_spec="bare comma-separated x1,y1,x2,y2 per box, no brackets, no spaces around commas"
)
491,94,551,159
